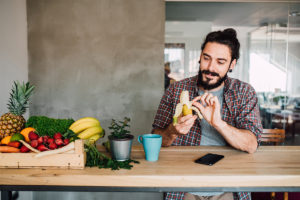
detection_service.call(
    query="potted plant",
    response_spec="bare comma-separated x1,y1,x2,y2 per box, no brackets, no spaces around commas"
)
108,117,134,161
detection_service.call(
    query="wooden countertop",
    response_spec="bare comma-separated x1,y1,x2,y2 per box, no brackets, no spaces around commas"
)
1,145,300,189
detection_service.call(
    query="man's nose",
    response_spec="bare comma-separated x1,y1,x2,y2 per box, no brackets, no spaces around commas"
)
207,60,216,71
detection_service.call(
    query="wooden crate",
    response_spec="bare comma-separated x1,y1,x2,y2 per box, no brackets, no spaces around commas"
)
0,139,86,169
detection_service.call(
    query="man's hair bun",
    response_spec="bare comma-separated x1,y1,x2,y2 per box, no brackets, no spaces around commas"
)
223,28,237,38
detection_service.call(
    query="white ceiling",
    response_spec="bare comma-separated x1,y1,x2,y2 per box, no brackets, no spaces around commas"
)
166,2,300,27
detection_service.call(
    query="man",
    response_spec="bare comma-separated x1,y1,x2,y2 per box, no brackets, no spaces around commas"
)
152,28,262,200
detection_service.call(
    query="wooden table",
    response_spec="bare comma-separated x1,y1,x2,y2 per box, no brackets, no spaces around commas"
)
1,145,300,199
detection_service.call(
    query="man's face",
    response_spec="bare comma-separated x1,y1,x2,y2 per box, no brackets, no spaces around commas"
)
198,42,236,90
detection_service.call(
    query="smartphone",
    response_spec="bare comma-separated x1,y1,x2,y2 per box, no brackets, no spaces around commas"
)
194,153,224,166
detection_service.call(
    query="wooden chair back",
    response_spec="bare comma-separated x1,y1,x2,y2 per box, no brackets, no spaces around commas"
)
261,129,285,145
261,129,288,199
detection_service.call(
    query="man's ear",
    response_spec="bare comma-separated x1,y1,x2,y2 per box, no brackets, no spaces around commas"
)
229,59,237,71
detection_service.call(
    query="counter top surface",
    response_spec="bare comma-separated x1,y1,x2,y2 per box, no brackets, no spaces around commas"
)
1,146,300,189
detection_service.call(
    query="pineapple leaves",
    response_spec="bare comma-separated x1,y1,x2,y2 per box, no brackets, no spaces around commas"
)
7,81,35,115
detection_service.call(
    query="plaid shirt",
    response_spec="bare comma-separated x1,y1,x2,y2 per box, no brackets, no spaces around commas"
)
152,75,262,200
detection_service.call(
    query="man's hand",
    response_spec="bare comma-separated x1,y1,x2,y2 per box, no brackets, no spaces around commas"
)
192,93,258,153
173,114,197,135
192,93,226,129
153,114,197,147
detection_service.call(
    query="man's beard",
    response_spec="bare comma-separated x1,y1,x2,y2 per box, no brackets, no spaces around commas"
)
197,69,228,90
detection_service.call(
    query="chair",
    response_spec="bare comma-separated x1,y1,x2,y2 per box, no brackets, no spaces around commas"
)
261,129,285,145
261,129,287,200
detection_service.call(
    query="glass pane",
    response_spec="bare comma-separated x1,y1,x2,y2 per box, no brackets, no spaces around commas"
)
164,43,185,89
286,3,300,142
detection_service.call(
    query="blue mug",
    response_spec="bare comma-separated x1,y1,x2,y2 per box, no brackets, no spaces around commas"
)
138,134,162,162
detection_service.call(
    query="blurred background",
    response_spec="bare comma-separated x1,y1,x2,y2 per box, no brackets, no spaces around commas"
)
165,2,300,146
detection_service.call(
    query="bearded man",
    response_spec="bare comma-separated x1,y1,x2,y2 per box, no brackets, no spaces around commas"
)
152,28,262,200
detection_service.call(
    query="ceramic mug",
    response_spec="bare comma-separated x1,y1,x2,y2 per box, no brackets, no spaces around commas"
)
138,134,162,162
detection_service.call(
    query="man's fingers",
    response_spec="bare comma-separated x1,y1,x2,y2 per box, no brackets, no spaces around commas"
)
205,93,214,106
192,96,202,102
177,114,194,124
192,101,205,113
175,115,197,135
184,115,197,125
200,92,209,105
211,96,220,109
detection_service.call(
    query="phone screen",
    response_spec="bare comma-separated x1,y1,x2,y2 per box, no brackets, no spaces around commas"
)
194,153,224,166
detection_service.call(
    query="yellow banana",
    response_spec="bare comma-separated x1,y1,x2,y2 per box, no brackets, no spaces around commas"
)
182,104,192,116
70,120,101,134
78,126,103,139
69,117,100,130
88,134,101,144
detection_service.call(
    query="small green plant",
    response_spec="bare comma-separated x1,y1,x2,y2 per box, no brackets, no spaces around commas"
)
108,117,131,139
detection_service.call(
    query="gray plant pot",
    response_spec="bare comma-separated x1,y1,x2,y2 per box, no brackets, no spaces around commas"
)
108,134,134,161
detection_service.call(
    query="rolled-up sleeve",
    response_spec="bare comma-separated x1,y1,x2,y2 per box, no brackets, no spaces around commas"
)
152,84,175,131
235,86,262,142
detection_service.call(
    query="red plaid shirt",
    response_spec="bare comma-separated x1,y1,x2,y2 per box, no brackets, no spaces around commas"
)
152,75,262,200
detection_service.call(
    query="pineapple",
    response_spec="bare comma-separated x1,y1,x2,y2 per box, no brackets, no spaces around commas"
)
0,81,35,140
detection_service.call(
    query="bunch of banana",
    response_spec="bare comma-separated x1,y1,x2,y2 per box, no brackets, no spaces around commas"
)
173,90,203,125
69,117,104,143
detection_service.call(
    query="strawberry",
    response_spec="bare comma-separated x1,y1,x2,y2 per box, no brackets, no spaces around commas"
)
20,145,30,153
8,141,21,148
37,144,48,151
37,137,43,144
63,138,70,146
47,138,54,144
55,138,63,146
43,136,49,143
30,140,38,148
53,132,62,140
28,131,39,140
49,142,57,150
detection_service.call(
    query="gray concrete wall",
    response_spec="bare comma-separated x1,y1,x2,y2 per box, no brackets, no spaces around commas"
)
26,0,164,200
27,0,165,144
0,0,28,116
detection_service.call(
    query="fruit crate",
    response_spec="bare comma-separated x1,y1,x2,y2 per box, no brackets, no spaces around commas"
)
0,139,86,169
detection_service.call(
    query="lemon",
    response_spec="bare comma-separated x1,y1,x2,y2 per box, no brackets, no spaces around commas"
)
10,133,25,142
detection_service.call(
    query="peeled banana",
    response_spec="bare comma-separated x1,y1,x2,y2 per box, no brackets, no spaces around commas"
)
173,90,203,125
78,126,103,139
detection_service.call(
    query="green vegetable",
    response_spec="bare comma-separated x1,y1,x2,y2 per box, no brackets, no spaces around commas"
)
85,143,139,170
108,117,131,139
63,129,79,142
25,116,74,137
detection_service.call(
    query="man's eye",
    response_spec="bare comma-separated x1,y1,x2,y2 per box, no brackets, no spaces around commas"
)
218,61,225,65
204,57,209,60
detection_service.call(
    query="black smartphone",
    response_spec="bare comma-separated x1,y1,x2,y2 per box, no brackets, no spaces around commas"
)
194,153,224,166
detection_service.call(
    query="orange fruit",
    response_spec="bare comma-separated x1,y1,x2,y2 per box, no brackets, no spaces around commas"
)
20,127,36,142
1,135,12,145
